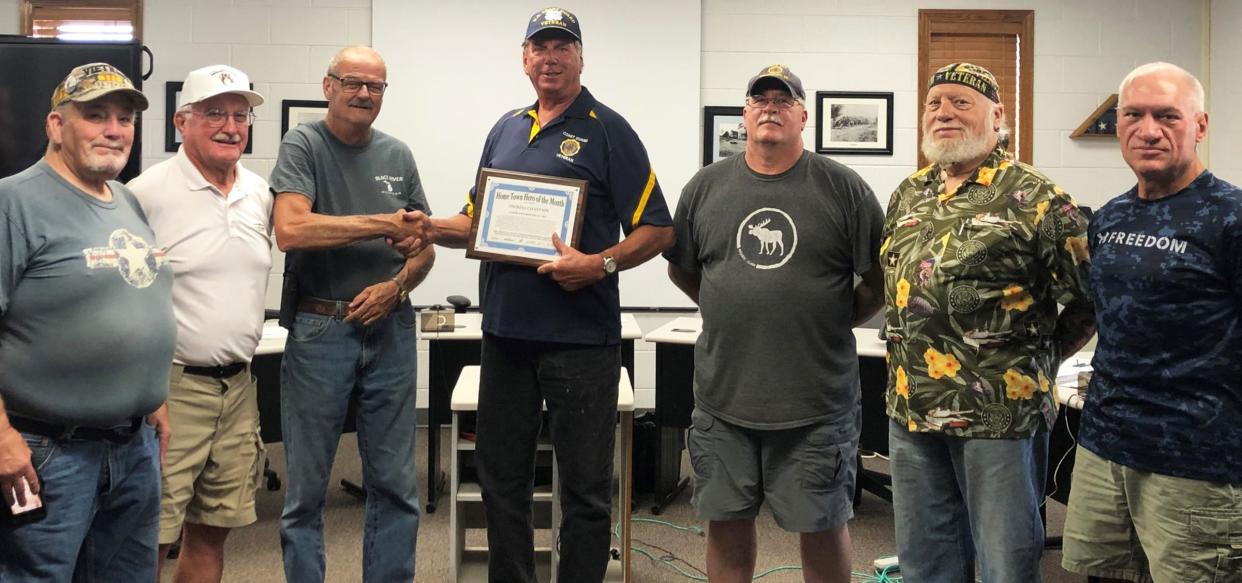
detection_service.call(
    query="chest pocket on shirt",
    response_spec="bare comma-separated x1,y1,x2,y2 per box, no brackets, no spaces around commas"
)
938,216,1032,287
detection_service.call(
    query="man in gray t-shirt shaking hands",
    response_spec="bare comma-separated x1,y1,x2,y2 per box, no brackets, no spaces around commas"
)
664,64,884,583
270,46,434,583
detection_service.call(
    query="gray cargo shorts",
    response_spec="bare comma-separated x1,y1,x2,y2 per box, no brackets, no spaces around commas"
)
687,408,858,533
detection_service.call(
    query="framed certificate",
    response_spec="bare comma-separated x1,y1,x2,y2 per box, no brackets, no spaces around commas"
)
466,169,589,266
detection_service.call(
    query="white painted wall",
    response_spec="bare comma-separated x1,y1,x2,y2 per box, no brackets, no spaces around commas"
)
1210,0,1242,185
0,0,17,34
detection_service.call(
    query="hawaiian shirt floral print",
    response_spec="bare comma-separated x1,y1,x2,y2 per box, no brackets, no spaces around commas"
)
881,145,1092,438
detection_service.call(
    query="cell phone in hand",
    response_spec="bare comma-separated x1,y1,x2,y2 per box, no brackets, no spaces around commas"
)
5,476,46,525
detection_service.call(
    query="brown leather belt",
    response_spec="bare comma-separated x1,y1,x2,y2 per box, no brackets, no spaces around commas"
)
297,297,350,317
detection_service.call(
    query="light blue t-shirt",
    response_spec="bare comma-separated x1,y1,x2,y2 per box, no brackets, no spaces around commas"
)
0,161,175,426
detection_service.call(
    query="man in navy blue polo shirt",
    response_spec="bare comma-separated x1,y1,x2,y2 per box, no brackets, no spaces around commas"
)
402,7,672,582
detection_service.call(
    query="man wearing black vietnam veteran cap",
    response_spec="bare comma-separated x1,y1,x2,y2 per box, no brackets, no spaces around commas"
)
929,62,1001,104
396,5,674,583
880,61,1095,582
666,62,885,582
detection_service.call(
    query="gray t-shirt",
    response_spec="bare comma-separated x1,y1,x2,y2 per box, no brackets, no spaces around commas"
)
269,121,430,301
664,151,884,432
0,161,175,426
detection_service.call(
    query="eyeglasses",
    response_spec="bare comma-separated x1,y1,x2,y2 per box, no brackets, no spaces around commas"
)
327,73,388,95
191,109,255,127
747,95,801,110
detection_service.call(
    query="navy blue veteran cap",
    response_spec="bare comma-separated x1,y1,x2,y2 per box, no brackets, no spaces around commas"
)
746,64,805,101
525,7,581,41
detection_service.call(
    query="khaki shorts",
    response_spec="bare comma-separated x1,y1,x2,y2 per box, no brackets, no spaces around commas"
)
159,365,265,544
687,408,857,533
1062,446,1242,583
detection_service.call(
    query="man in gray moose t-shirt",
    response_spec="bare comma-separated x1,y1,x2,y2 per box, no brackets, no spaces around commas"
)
665,64,884,583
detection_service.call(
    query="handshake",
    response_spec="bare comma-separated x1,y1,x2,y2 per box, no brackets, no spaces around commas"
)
386,209,434,257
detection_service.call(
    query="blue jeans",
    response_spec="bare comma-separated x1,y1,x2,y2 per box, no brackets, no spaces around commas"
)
888,420,1048,583
0,424,160,583
476,333,620,583
279,307,420,583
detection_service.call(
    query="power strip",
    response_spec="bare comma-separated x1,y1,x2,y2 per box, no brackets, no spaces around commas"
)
873,555,900,572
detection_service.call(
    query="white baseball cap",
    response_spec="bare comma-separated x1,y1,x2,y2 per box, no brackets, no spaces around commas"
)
177,65,264,109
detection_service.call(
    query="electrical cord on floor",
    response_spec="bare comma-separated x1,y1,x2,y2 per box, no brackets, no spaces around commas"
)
632,516,704,535
851,566,903,582
1042,394,1082,508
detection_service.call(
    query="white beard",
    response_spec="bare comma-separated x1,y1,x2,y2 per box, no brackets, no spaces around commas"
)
82,150,127,177
922,127,993,166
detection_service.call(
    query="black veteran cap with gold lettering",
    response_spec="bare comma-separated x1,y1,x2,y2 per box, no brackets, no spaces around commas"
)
746,64,805,101
929,62,1000,103
525,7,581,42
50,62,149,111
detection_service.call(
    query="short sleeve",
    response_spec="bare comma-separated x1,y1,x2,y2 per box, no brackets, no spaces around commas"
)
268,126,318,204
1036,184,1092,307
663,180,701,275
604,118,671,234
404,152,430,215
851,180,885,275
0,210,29,317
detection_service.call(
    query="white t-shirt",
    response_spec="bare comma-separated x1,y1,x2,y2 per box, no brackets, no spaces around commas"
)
129,148,273,366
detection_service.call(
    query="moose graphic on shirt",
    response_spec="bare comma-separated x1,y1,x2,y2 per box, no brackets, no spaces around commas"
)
735,208,797,270
747,218,785,256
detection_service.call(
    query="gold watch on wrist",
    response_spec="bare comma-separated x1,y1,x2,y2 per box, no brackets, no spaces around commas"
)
391,277,409,303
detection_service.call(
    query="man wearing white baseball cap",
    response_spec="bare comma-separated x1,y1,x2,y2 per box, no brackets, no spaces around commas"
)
127,64,271,583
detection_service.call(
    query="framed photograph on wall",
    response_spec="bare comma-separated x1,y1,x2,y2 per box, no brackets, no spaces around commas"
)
164,81,254,154
815,91,893,156
164,81,183,153
702,106,745,166
281,100,329,137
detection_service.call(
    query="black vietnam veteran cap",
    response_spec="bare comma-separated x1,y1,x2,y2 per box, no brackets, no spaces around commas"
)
525,7,581,42
746,64,805,101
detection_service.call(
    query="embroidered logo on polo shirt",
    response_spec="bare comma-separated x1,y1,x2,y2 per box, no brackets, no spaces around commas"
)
557,132,587,163
82,229,168,289
375,174,404,197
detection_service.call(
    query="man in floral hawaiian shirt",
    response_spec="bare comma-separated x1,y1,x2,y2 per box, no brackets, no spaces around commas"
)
880,62,1096,582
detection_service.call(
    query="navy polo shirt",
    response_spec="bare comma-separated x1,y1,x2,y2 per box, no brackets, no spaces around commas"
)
464,86,671,345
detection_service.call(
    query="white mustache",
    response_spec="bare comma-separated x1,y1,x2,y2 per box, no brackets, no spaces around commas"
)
759,114,782,125
212,132,242,144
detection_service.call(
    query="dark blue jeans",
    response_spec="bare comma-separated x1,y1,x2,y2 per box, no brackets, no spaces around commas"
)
0,424,160,583
476,333,620,583
279,307,420,583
